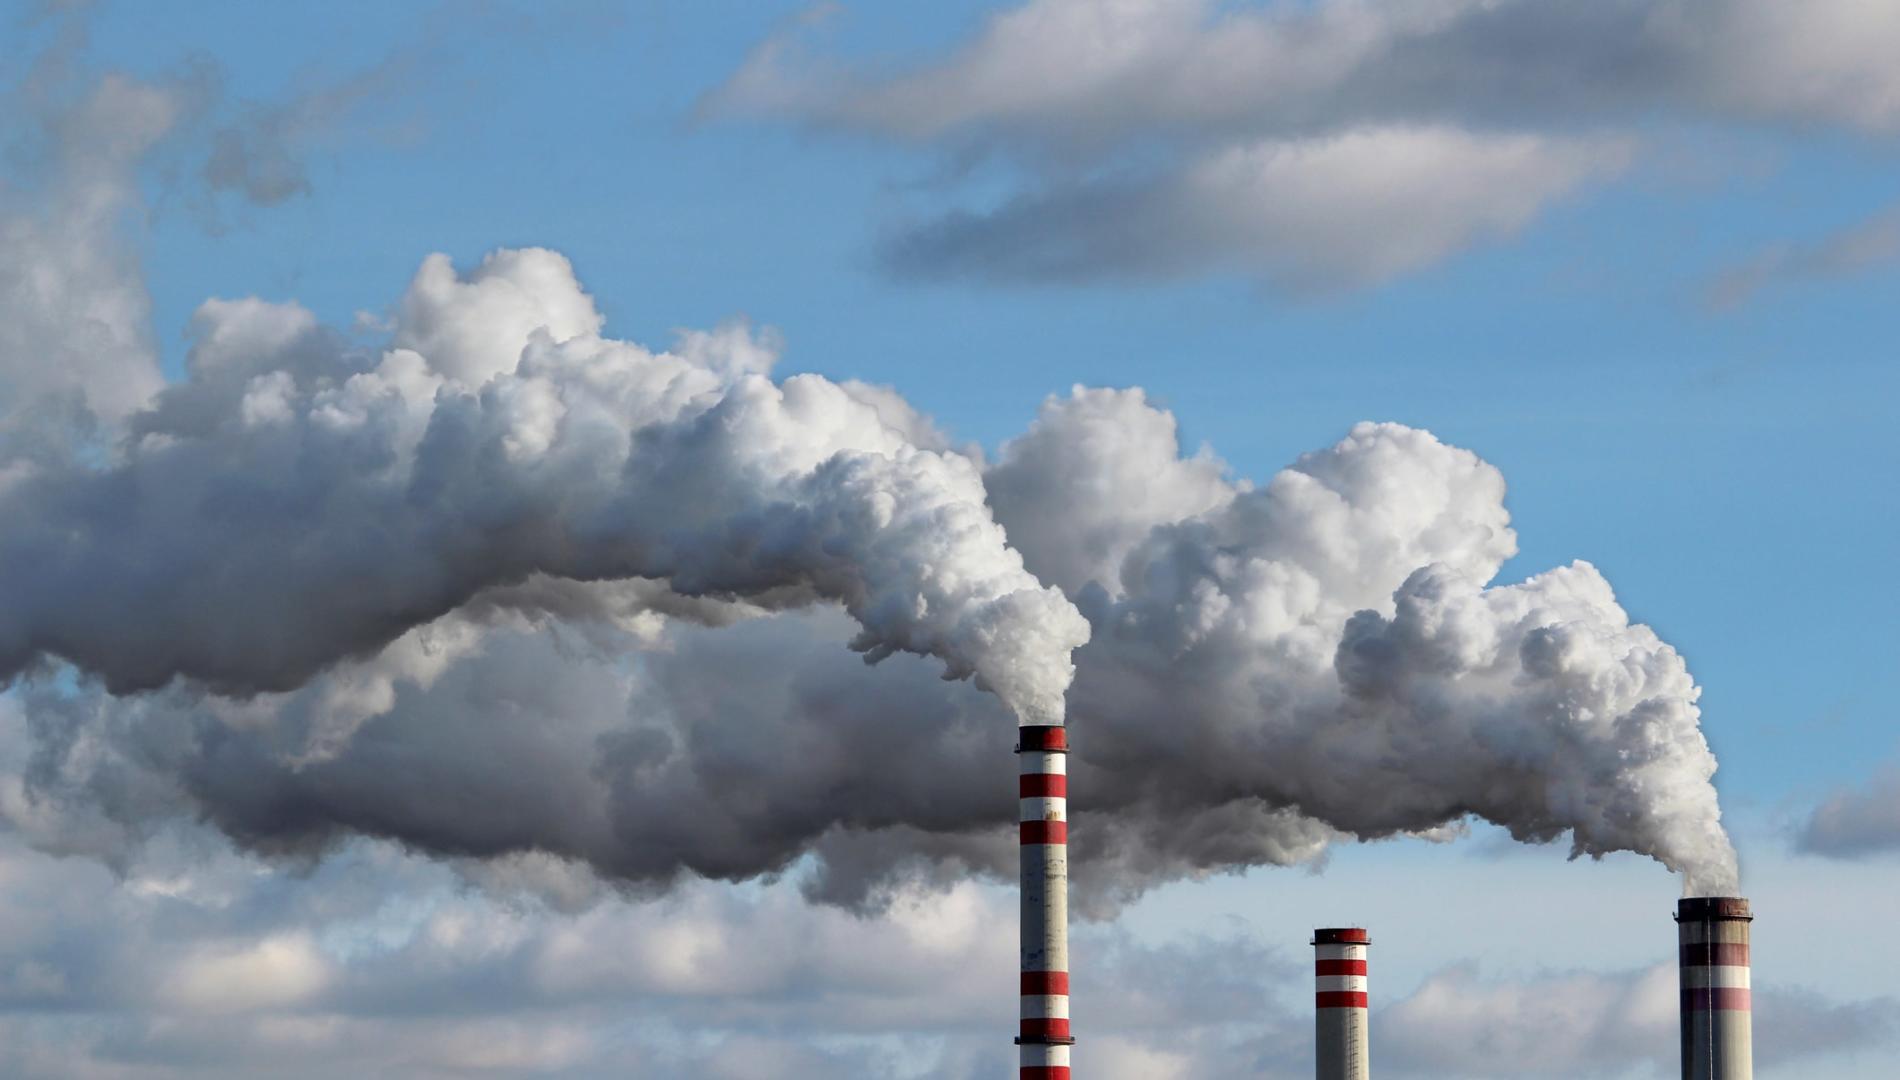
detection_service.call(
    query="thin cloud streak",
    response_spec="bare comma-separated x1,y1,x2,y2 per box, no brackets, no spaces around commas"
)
1706,201,1900,309
879,128,1632,289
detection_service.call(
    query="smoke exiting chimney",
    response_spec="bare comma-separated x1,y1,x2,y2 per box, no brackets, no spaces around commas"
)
1314,927,1370,1080
1017,724,1072,1079
1677,897,1753,1080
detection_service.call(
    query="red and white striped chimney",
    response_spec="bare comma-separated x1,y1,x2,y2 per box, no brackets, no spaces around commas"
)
1313,927,1369,1080
1677,897,1753,1080
1017,724,1072,1079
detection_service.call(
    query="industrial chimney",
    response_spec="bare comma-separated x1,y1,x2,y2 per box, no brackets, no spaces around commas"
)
1017,725,1073,1079
1677,897,1753,1080
1313,927,1369,1080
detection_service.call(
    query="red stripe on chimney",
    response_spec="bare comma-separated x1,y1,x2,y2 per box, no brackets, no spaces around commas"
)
1681,988,1751,1012
1020,821,1068,845
1316,991,1369,1009
1020,774,1067,798
1021,971,1070,995
1020,1018,1072,1040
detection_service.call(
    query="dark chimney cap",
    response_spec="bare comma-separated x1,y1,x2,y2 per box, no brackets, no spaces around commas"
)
1313,927,1370,945
1676,897,1752,921
1016,725,1069,753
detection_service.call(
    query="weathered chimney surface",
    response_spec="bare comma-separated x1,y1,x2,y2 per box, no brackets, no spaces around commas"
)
1678,897,1753,1080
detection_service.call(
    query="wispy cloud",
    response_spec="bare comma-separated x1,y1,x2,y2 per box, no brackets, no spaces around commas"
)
1798,765,1900,858
1706,201,1900,309
879,127,1632,290
708,0,1900,290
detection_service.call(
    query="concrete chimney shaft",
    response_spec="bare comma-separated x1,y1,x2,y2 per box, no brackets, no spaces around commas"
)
1313,928,1369,1080
1678,897,1753,1080
1018,725,1072,1079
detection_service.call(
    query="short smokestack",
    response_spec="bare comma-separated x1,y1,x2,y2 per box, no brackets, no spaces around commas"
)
1677,897,1753,1080
1313,927,1370,1080
1017,725,1072,1079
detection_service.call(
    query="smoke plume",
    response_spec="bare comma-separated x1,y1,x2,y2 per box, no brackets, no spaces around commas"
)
0,248,1087,728
1000,392,1738,898
0,243,1737,904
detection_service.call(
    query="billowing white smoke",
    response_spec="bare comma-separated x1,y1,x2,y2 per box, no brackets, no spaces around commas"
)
0,248,1088,728
0,248,1737,902
997,391,1737,896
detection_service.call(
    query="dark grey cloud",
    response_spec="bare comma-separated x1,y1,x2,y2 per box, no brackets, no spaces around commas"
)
1798,766,1900,858
1754,985,1900,1068
879,129,1629,289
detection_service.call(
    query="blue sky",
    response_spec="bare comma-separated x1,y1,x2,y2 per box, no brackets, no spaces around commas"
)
3,1,1899,1077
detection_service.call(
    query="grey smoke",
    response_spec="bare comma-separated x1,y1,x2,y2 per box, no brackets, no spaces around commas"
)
0,247,1739,903
1024,392,1737,895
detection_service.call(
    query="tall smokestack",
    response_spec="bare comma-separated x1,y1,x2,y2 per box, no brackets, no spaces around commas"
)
1313,927,1369,1080
1677,897,1753,1080
1017,724,1072,1079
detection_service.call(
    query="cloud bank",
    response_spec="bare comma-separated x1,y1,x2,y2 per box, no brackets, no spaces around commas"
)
1380,961,1897,1077
0,832,1884,1080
